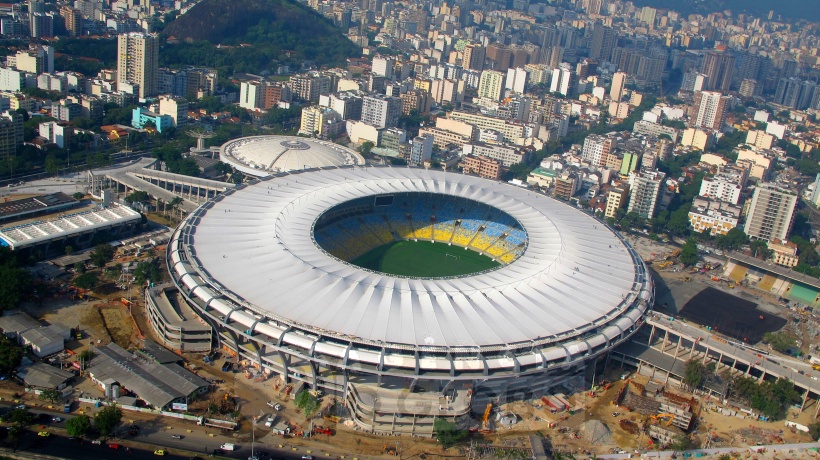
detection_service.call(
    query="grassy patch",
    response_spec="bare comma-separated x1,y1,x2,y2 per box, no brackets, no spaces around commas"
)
351,241,499,277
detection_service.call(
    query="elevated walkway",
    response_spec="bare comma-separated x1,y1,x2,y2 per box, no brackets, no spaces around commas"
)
88,157,233,215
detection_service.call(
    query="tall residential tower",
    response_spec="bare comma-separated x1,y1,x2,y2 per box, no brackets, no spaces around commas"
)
117,33,159,99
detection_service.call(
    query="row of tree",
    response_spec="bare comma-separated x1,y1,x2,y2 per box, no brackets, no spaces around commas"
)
684,360,800,420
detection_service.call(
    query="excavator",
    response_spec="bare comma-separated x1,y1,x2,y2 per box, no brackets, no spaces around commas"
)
481,403,493,432
650,413,675,426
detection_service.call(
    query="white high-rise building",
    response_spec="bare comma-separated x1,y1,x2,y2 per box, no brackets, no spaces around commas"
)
693,91,729,130
409,134,434,165
239,81,263,110
158,95,188,128
744,185,797,242
549,63,574,97
699,175,742,204
371,56,395,79
117,32,159,99
581,134,613,167
477,70,505,101
505,68,527,94
627,170,666,218
361,94,401,128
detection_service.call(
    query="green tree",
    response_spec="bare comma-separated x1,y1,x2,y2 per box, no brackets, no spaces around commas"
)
66,414,92,437
679,238,699,266
0,335,22,373
666,208,691,236
749,239,770,258
124,191,150,209
669,434,694,451
39,389,61,404
293,390,319,419
0,265,31,311
358,141,374,156
809,421,820,441
1,407,34,426
763,332,797,353
433,418,467,448
78,349,94,364
683,359,708,391
73,272,99,290
44,154,62,174
716,228,748,251
133,260,161,285
64,245,74,256
89,244,115,268
93,405,122,438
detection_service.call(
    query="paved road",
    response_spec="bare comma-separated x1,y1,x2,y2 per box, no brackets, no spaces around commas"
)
597,441,820,459
1,404,321,460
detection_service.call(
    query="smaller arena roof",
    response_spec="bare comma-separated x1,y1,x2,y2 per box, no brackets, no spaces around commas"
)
219,135,365,177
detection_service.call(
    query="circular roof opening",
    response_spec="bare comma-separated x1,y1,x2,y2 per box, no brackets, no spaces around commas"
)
312,192,526,278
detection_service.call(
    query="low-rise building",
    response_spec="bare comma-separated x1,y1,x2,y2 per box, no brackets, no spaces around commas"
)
131,107,173,133
605,186,630,218
769,239,799,268
687,197,741,236
0,311,69,358
681,128,713,151
87,342,209,410
633,120,680,143
461,154,503,180
554,172,579,201
462,142,532,167
17,363,73,391
145,284,212,353
527,166,560,188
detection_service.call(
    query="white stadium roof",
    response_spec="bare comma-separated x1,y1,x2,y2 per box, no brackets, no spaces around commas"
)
219,135,365,177
176,167,649,349
0,204,141,250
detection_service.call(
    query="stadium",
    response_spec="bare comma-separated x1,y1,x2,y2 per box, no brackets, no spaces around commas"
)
167,166,654,436
218,135,365,177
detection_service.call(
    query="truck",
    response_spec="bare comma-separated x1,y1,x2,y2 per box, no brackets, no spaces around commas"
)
219,443,236,451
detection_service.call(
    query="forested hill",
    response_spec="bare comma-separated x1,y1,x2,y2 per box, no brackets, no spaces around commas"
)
162,0,360,67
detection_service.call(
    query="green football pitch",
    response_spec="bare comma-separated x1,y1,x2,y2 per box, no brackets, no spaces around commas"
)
351,240,500,277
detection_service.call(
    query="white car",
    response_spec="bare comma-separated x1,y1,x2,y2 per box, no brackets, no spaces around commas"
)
266,401,283,410
264,416,275,427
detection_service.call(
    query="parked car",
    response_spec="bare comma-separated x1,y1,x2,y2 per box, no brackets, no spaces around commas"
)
37,431,50,437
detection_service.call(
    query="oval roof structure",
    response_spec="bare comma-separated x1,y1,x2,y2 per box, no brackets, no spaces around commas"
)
181,166,649,349
219,135,365,177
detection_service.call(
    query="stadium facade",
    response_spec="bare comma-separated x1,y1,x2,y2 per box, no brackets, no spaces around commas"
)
166,166,653,436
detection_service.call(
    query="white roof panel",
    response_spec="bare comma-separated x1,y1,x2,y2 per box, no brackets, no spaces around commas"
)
182,167,643,349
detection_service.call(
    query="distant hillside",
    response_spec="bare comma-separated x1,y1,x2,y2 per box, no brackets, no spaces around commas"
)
162,0,359,68
630,0,819,22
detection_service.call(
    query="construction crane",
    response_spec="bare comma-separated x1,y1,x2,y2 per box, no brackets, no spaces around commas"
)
482,403,493,430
